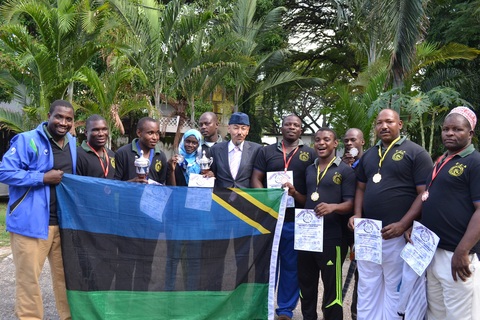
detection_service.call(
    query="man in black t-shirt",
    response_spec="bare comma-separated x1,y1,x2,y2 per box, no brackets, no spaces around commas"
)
113,117,167,290
114,117,167,184
341,128,365,320
251,115,315,320
76,114,116,290
420,107,480,319
285,128,355,320
349,109,432,319
77,114,115,178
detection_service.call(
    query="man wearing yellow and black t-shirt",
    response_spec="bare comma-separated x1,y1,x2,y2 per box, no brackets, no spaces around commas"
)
421,107,480,319
349,109,433,319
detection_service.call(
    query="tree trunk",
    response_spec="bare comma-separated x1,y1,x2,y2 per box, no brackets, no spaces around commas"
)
419,114,425,149
66,83,74,103
428,111,435,155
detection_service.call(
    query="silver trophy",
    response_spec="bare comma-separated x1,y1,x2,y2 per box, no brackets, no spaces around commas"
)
197,150,213,171
134,150,150,179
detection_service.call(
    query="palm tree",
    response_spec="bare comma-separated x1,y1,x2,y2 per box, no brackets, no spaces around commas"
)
108,0,213,114
0,0,116,114
370,42,480,151
329,61,389,145
385,0,428,89
75,53,149,147
222,0,322,112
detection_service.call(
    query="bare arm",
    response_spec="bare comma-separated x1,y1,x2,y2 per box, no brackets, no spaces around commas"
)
342,152,355,166
451,202,480,282
314,198,353,217
250,169,265,188
166,156,178,186
283,182,306,207
349,181,365,230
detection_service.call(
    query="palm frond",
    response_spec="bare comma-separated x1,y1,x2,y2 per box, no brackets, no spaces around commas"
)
415,42,480,70
387,0,427,87
0,108,29,133
242,72,323,106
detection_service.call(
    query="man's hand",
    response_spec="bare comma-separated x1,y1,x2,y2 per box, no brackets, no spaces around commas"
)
451,249,473,282
128,176,148,184
404,226,413,244
348,214,361,231
381,221,409,240
43,169,64,185
342,152,355,166
283,182,296,197
314,202,336,217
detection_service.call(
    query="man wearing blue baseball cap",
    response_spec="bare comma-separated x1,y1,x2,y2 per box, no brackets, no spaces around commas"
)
203,112,262,290
210,112,262,188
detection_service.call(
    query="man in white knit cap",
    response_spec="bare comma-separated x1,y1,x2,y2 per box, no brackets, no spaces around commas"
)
420,106,480,320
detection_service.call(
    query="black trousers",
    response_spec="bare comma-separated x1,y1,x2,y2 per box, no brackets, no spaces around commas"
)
298,245,343,320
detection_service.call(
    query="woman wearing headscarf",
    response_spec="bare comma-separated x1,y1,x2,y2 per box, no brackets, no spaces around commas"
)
165,129,202,291
167,129,202,186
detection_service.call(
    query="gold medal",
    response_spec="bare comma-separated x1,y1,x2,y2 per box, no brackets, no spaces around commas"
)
373,173,382,183
311,192,319,201
421,190,429,202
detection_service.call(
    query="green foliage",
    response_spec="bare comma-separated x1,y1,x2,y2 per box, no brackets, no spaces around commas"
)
0,0,116,114
425,0,480,123
0,0,477,151
372,85,470,153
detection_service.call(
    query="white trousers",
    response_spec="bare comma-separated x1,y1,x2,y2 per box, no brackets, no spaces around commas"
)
397,262,427,320
357,236,404,320
426,248,480,320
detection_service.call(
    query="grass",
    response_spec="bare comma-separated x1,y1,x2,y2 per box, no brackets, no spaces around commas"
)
0,200,8,247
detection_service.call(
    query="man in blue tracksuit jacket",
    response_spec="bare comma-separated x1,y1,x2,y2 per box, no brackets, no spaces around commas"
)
0,100,76,320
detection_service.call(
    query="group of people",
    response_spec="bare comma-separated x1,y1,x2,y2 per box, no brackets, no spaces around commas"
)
0,99,478,320
345,108,479,320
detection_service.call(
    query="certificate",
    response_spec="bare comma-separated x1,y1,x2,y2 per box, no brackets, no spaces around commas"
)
354,218,382,264
294,209,323,252
267,171,294,207
400,221,439,276
185,187,213,212
188,173,215,188
140,185,172,222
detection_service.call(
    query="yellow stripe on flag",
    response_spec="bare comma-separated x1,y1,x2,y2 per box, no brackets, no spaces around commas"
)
212,193,271,234
230,189,279,219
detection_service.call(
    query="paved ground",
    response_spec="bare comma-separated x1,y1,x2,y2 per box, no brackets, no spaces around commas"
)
0,246,355,319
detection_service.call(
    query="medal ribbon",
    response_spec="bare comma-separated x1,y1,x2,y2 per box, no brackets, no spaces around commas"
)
316,156,337,186
86,142,109,177
376,136,401,173
426,149,464,192
282,141,300,172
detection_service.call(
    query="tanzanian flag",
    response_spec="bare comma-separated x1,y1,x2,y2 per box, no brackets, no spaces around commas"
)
57,174,286,320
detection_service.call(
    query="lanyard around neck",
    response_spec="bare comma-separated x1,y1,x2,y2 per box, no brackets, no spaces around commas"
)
377,136,401,171
426,149,464,191
316,156,337,186
87,142,109,177
282,141,300,172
